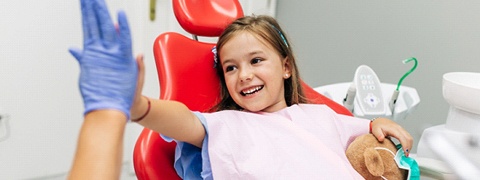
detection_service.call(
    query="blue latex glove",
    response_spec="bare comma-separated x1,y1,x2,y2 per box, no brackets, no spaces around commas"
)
69,0,137,119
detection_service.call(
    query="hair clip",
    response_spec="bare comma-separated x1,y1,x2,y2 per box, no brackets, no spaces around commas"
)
212,46,218,68
271,25,289,48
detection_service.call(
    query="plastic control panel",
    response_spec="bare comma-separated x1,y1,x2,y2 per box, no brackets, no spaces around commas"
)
353,65,386,118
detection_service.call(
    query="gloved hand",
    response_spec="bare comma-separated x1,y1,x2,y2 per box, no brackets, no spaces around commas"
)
69,0,137,119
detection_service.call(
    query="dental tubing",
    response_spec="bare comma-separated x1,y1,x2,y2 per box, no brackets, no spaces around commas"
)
396,57,418,91
390,57,418,113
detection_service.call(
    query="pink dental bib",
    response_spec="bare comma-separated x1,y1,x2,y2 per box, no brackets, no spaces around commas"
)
202,104,369,179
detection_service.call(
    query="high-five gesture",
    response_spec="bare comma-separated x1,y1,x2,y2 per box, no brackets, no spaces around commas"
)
69,0,142,179
69,0,137,119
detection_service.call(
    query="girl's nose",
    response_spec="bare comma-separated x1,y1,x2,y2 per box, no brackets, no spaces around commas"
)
239,68,253,83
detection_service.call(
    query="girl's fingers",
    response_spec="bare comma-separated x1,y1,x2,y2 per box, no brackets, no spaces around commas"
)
387,124,413,156
371,127,386,142
131,54,145,109
399,130,413,156
372,118,413,156
136,54,145,94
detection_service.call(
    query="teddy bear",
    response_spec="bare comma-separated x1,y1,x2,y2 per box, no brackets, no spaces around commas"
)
346,134,407,180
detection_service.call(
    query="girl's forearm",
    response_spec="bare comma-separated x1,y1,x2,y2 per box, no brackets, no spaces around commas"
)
134,98,205,147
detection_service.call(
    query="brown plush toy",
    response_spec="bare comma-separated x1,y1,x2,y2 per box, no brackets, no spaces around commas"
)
346,134,407,180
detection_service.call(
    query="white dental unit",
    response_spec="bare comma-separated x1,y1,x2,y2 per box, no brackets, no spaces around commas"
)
315,58,420,122
415,72,480,179
316,58,480,179
315,58,423,178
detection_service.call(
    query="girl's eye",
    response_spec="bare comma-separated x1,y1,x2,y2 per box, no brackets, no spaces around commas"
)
251,58,262,64
225,65,236,72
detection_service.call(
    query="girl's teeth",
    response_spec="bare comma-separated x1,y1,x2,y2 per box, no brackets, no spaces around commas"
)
242,86,262,95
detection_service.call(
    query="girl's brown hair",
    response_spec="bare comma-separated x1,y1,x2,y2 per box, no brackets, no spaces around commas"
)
213,15,307,111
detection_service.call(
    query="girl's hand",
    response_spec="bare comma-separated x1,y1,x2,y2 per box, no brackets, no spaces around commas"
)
130,54,147,119
371,117,413,156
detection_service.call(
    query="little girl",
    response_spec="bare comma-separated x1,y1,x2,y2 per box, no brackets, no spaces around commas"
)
130,16,412,179
71,0,412,179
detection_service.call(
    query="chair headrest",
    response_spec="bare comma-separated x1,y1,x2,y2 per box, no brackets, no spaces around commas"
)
173,0,244,37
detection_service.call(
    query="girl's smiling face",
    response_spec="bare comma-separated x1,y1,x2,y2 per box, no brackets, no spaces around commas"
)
220,31,291,113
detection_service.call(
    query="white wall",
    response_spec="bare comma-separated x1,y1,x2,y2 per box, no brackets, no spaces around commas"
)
0,0,173,179
276,0,480,152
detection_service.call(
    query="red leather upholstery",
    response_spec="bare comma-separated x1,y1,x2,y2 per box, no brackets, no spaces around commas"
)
152,33,219,111
133,31,219,180
173,0,244,37
302,81,352,116
133,128,178,180
133,0,352,179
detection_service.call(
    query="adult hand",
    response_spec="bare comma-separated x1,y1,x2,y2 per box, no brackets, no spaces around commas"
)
69,0,137,119
371,117,413,156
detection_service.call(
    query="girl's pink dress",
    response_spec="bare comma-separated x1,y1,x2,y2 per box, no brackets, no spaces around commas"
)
164,104,369,179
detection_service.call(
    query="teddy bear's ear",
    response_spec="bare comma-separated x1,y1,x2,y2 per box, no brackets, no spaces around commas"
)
364,148,385,177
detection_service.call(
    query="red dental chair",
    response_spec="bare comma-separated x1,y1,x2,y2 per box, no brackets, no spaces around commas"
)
133,0,352,179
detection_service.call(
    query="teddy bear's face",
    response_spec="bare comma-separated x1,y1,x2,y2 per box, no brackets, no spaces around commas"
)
346,134,407,180
366,146,407,180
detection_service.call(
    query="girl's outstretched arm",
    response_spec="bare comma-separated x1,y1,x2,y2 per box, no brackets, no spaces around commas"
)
371,117,413,156
135,98,206,148
130,52,205,148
